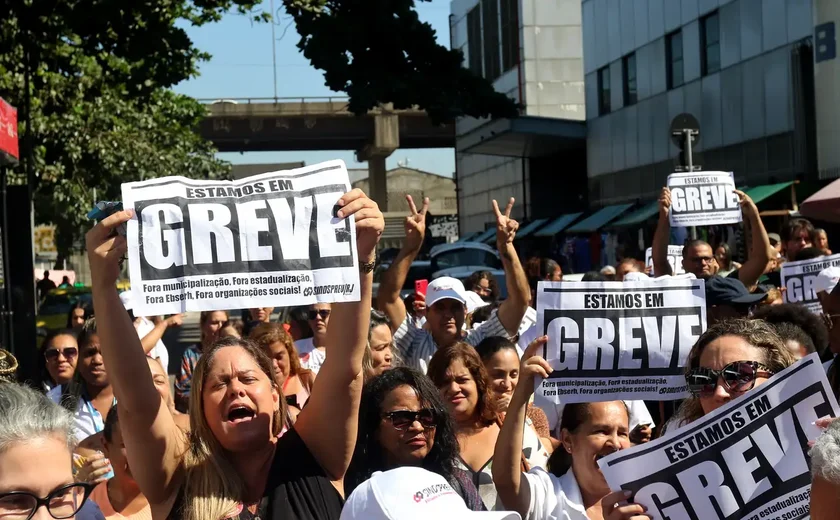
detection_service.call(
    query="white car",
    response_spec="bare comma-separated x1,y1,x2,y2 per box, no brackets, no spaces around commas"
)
430,242,507,298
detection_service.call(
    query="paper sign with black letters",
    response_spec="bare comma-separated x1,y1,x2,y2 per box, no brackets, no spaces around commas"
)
781,253,840,314
599,353,839,520
667,171,742,227
645,246,685,276
534,278,706,403
122,160,360,316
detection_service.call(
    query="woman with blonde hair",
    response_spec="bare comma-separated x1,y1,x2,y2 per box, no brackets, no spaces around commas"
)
85,190,383,520
249,322,316,411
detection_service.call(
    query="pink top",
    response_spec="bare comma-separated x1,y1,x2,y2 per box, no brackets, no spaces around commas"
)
89,482,153,520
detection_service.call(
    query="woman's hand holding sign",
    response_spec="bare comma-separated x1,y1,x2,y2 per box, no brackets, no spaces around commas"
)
337,188,385,263
86,209,134,288
602,491,650,520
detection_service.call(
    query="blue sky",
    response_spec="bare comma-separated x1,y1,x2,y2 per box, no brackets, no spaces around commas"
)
174,1,456,176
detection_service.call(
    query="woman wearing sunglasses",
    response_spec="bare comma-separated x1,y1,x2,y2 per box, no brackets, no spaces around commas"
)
346,367,484,511
40,329,80,398
427,343,547,511
0,382,105,520
493,337,638,520
674,319,796,426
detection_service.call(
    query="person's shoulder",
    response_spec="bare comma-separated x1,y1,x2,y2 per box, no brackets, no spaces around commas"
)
78,495,107,520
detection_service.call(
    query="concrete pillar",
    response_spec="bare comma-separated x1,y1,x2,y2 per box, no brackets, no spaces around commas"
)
368,154,388,211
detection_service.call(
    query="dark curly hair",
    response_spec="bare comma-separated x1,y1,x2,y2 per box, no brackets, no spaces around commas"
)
751,303,829,358
464,270,500,303
346,367,460,495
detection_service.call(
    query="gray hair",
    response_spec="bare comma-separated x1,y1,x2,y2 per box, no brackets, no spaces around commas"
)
811,419,840,484
0,383,74,454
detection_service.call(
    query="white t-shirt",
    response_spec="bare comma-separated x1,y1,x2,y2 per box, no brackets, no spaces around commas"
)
301,348,326,374
295,337,315,357
539,399,655,439
135,317,169,374
523,467,588,520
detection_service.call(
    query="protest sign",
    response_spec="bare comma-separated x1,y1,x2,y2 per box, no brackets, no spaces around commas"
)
123,160,360,316
645,245,685,276
782,253,840,314
667,171,742,227
534,278,706,403
599,353,839,520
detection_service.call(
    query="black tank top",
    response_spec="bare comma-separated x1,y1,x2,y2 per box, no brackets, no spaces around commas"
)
169,428,344,520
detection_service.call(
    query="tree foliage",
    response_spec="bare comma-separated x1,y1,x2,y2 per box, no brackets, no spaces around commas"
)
0,1,264,260
283,0,520,124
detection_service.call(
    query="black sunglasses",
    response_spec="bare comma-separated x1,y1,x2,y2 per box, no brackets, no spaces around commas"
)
686,360,773,397
44,347,78,361
0,482,93,520
306,309,330,320
382,409,437,431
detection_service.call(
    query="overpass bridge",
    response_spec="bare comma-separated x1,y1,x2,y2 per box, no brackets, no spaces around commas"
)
198,97,455,210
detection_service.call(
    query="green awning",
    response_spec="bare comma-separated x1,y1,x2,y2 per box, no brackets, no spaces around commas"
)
566,204,635,233
471,228,496,243
743,182,794,205
609,201,659,228
515,218,550,239
456,231,480,242
534,213,583,237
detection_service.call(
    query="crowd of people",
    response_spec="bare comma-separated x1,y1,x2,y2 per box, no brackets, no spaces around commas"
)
2,185,840,520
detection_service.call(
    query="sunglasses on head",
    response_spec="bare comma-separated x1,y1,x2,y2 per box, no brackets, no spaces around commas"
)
306,309,330,320
382,408,437,431
686,360,773,397
44,347,78,361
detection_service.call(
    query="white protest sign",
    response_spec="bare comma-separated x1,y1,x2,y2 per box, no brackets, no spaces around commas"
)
668,171,742,227
599,353,839,520
534,278,706,403
645,246,685,276
123,160,360,316
782,253,840,314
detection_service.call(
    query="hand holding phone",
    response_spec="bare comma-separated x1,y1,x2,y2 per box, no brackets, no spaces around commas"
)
87,202,127,236
415,279,429,297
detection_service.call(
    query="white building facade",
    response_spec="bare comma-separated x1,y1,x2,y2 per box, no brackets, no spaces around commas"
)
450,0,588,234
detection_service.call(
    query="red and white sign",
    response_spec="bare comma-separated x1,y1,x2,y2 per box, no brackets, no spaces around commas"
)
0,98,19,162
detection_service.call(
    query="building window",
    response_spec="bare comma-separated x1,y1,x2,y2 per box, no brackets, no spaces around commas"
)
467,6,483,76
666,30,684,89
482,0,501,80
500,0,519,72
597,66,611,115
622,53,637,106
701,11,720,75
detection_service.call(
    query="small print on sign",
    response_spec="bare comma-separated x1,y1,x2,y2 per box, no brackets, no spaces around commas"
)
781,253,840,314
667,171,742,228
534,277,706,403
122,160,360,316
599,354,840,520
645,246,685,276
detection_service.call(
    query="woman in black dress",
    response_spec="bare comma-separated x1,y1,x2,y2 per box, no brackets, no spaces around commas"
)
86,188,383,520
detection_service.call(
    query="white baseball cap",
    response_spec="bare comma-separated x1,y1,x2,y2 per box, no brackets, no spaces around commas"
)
816,267,840,295
119,291,135,311
340,467,520,520
623,271,648,282
464,290,489,314
425,277,468,308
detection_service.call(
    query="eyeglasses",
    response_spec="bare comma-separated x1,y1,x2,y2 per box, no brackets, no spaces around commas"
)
44,348,78,362
382,409,437,431
0,482,93,520
686,360,773,397
822,313,840,331
687,256,714,264
306,309,330,321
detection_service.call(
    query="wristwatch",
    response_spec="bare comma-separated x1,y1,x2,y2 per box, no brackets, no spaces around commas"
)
360,259,376,273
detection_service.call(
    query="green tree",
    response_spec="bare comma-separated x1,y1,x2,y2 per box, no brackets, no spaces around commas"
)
283,0,520,123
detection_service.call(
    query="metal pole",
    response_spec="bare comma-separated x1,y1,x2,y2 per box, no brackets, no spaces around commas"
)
270,0,278,101
685,129,697,240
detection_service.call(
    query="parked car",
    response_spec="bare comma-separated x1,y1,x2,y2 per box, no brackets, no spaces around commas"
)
37,287,93,333
430,242,507,299
372,260,434,300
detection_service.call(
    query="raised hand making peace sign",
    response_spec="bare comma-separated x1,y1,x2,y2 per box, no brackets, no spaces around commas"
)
404,194,430,251
492,197,520,246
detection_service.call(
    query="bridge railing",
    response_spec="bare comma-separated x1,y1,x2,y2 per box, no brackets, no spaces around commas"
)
196,97,351,105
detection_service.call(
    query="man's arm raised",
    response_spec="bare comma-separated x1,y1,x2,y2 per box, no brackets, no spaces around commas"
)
376,194,429,331
652,187,674,277
494,198,531,336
